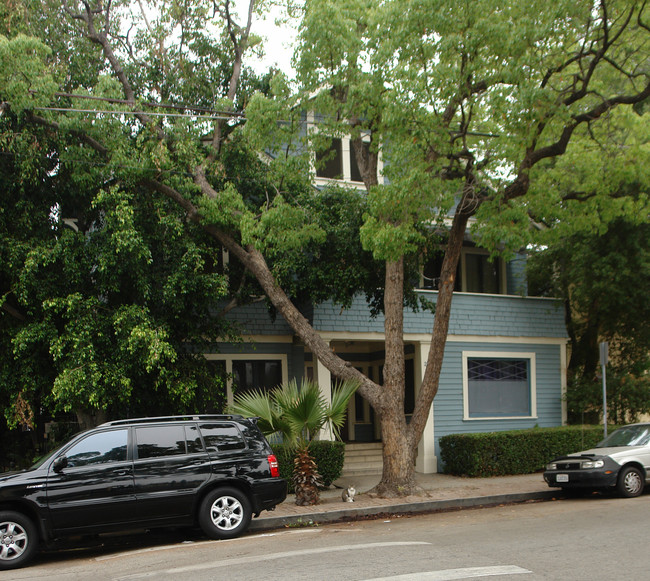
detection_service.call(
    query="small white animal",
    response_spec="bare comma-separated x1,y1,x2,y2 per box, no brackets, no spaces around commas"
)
342,486,356,502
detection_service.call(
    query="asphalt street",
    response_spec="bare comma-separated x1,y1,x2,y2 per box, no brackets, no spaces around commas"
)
11,493,650,580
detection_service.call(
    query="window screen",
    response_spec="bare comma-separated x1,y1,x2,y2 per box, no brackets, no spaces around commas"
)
349,141,370,183
232,360,282,393
315,138,343,179
467,358,530,417
464,253,501,294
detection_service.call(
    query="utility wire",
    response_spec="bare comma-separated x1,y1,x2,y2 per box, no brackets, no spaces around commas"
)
32,89,245,118
33,106,237,121
28,90,500,138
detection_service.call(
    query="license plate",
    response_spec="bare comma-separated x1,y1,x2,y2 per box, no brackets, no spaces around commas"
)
556,474,569,483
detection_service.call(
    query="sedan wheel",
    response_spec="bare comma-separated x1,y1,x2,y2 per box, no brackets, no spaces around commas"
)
617,466,644,498
0,512,38,570
198,487,252,540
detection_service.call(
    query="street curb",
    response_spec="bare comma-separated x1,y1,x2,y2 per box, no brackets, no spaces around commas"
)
250,490,562,532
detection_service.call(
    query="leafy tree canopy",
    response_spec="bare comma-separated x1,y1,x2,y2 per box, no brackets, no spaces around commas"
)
0,0,647,496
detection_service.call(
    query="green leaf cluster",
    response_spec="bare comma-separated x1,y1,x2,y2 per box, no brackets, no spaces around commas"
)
230,378,358,447
0,34,58,111
0,124,231,427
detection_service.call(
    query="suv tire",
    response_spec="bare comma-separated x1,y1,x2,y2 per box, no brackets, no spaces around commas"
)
0,511,39,570
198,487,252,539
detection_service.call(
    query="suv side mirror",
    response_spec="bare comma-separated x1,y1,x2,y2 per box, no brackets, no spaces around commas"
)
53,455,68,472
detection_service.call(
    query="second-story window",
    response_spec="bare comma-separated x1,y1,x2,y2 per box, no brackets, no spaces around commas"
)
464,253,501,294
315,138,344,179
349,141,369,183
420,248,504,294
313,133,373,185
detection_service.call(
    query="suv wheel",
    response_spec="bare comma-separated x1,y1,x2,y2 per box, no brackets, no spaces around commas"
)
198,487,252,540
0,512,38,570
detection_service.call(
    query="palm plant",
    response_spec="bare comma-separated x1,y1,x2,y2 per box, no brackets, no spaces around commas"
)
230,378,358,505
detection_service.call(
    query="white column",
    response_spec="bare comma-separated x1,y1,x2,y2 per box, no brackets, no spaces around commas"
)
315,349,334,441
415,341,437,473
341,137,352,180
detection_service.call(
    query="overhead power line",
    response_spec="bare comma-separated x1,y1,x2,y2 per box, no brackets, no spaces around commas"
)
34,106,238,121
29,89,246,118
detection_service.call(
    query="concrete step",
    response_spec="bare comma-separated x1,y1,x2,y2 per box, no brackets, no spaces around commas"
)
342,443,383,476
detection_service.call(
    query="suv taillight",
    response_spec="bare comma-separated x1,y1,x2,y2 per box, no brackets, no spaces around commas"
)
268,454,280,477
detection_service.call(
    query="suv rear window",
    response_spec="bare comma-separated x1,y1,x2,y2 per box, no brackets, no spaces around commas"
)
200,423,247,453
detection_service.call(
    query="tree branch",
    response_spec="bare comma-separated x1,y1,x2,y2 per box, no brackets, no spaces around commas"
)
26,111,110,156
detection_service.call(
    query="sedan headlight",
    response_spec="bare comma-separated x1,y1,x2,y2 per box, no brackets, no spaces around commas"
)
581,459,605,469
547,462,557,471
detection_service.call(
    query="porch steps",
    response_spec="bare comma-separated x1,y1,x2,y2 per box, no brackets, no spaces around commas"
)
342,442,383,476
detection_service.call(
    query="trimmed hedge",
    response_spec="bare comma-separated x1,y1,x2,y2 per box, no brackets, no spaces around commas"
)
272,440,346,493
439,426,607,477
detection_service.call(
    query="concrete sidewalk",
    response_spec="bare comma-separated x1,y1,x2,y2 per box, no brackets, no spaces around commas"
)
250,471,560,532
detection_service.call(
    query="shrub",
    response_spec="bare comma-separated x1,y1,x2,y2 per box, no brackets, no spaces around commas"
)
439,426,607,477
272,440,345,493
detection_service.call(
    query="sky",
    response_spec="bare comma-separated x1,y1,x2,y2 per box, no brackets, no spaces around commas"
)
241,2,299,77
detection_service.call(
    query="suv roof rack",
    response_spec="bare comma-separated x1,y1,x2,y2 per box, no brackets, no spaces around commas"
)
100,414,245,427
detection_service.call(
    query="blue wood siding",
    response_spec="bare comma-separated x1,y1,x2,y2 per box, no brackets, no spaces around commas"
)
221,289,566,464
222,301,295,335
313,292,566,339
433,340,564,459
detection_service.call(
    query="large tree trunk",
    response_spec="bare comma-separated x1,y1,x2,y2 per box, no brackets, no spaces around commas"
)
75,408,108,430
370,210,471,496
371,257,419,496
410,207,471,437
373,404,417,497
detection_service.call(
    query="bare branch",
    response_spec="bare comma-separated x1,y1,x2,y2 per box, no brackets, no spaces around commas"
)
1,300,26,322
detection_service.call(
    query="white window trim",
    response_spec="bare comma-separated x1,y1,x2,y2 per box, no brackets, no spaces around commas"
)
462,351,537,421
204,353,288,406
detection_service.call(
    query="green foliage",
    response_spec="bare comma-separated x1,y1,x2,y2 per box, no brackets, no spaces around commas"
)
528,218,650,388
230,378,358,446
231,378,356,504
565,369,650,426
439,426,607,477
0,130,231,426
0,34,58,111
272,440,346,492
524,103,649,422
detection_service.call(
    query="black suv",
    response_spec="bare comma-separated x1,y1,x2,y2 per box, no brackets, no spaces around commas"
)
0,415,287,569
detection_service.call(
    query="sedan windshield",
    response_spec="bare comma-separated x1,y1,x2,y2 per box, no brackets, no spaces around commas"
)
596,425,650,448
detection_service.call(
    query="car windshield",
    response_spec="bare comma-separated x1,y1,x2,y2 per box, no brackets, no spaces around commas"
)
596,425,650,448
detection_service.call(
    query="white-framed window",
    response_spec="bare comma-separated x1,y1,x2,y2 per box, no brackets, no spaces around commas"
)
461,250,503,294
308,113,381,188
204,354,288,406
462,351,537,420
420,248,506,294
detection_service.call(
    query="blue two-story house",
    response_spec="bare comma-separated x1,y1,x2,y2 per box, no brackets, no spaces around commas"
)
206,131,568,474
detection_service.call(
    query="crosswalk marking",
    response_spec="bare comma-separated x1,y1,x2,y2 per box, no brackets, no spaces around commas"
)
362,566,531,580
